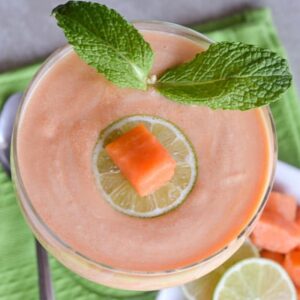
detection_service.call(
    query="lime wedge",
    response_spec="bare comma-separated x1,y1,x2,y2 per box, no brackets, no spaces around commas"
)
92,115,197,217
182,240,259,300
213,258,297,300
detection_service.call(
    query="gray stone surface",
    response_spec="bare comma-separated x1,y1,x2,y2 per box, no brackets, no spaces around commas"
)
0,0,299,93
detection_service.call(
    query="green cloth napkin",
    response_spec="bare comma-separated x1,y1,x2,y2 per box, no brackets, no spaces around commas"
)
1,8,300,300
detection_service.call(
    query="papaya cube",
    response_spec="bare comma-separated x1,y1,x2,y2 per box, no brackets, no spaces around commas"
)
251,211,300,253
284,249,300,287
296,207,300,226
105,124,176,197
265,191,297,221
260,250,284,265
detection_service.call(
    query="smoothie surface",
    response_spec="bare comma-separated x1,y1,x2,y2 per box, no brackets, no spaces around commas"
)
17,30,272,271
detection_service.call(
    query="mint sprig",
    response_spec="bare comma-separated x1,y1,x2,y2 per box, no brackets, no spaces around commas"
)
156,42,292,110
52,1,153,90
53,1,292,110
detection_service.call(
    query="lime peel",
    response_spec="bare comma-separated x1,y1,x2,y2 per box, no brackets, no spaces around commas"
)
182,240,259,300
213,258,297,300
92,115,198,218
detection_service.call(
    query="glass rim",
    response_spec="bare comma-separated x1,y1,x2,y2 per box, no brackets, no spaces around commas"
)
11,20,277,276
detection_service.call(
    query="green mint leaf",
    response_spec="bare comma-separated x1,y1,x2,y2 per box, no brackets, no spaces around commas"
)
52,1,153,90
156,42,292,110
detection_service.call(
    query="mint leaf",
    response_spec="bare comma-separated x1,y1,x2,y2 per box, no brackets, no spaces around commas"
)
156,42,292,110
52,1,153,90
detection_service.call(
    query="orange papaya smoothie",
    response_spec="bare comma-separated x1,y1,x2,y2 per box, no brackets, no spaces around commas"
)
13,22,275,290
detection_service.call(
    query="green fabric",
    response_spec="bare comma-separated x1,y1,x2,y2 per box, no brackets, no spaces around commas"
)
1,7,300,300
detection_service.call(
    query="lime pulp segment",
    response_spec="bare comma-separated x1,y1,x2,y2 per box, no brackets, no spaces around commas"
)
213,258,297,300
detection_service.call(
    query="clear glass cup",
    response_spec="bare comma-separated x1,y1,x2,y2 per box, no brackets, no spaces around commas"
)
11,21,277,291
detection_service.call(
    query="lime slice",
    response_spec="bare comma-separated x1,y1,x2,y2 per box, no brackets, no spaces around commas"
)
92,115,197,217
213,258,297,300
182,240,259,300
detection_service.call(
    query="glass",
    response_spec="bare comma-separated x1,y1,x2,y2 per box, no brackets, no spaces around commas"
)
10,21,277,291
